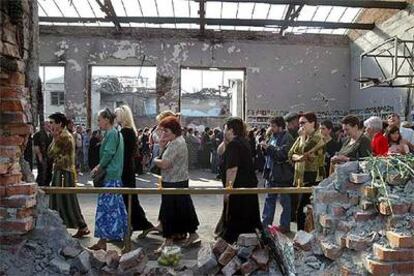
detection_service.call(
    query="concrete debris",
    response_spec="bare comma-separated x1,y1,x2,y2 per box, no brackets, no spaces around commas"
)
221,256,242,276
90,249,107,269
60,245,82,258
72,250,91,274
296,159,414,275
293,230,314,251
105,250,120,269
49,257,71,275
237,233,259,247
119,247,146,272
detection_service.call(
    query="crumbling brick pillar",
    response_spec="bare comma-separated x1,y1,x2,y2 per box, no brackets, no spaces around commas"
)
0,0,38,245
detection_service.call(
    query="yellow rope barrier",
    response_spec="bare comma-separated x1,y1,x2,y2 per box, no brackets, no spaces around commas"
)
40,186,313,195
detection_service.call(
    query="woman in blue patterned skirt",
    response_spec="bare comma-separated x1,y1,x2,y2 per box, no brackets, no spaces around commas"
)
89,108,128,251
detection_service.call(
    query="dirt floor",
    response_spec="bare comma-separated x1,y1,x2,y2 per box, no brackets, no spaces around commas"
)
40,169,297,260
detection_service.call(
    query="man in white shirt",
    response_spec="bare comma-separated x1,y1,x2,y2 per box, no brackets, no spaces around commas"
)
387,113,414,151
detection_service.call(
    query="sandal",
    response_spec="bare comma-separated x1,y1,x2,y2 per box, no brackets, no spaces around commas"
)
182,233,200,248
137,227,157,239
88,242,107,251
72,228,90,239
153,239,172,254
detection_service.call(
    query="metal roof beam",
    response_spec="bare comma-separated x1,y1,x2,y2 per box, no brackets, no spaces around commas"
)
197,0,408,10
39,16,375,30
95,0,121,30
199,0,206,35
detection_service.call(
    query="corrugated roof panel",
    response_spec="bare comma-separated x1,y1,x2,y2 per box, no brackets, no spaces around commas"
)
38,0,63,17
237,3,255,19
140,0,158,17
297,5,318,21
206,2,221,18
268,5,288,20
326,6,347,22
174,0,191,17
252,3,270,19
312,6,333,21
159,1,174,17
340,7,361,23
221,2,238,19
111,0,127,16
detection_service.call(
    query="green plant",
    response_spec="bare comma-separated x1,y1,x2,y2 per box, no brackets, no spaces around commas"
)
364,154,414,217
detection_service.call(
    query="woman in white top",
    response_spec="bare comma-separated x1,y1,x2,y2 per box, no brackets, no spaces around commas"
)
154,116,200,253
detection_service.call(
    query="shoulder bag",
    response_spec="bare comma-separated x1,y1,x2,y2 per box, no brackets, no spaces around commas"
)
92,131,120,187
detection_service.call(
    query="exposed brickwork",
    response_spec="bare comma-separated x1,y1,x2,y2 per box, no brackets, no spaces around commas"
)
373,243,414,262
312,163,414,275
386,231,414,249
348,0,414,41
0,0,37,243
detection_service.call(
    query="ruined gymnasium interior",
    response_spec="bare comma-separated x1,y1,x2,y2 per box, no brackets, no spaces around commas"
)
1,0,414,275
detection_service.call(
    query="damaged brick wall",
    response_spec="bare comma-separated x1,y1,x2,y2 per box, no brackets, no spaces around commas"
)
0,0,38,245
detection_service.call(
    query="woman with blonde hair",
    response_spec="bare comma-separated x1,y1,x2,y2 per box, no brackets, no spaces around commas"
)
115,105,155,238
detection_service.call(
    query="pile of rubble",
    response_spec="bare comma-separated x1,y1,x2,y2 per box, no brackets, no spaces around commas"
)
0,191,192,276
294,160,414,275
197,233,293,275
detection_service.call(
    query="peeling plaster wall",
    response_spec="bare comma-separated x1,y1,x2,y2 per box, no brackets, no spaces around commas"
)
350,9,414,117
39,28,351,121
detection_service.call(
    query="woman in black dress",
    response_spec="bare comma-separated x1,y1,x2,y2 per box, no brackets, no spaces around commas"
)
115,105,154,236
217,117,262,243
154,116,199,253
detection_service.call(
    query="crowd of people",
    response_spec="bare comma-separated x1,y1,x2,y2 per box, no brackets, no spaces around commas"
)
31,107,414,253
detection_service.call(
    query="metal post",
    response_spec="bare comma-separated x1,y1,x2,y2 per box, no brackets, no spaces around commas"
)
125,194,132,252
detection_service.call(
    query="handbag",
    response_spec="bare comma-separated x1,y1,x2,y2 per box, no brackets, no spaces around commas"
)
149,148,165,176
92,131,120,187
92,167,106,187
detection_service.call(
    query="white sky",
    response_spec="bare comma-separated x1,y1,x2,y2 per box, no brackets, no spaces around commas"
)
181,68,244,93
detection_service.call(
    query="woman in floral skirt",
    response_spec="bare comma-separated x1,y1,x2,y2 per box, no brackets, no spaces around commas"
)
89,108,128,250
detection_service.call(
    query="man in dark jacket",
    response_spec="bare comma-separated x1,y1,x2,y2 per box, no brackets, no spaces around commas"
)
260,117,294,233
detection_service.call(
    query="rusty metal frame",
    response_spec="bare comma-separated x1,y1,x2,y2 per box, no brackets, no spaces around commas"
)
359,37,414,89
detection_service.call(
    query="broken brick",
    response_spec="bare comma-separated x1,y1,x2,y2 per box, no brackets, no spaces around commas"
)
320,240,342,260
218,245,237,266
197,244,218,275
221,256,241,276
345,234,370,251
251,248,269,270
212,237,228,257
319,214,336,228
373,243,414,261
354,210,377,222
387,231,414,249
237,233,259,247
240,260,258,275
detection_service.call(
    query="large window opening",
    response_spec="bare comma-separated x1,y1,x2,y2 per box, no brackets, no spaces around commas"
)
90,66,157,129
39,65,65,119
180,68,245,126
